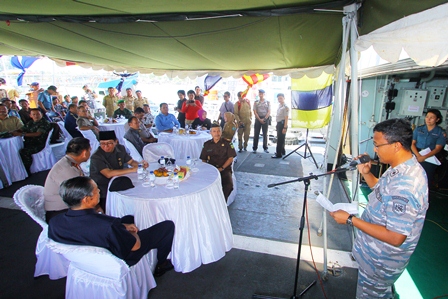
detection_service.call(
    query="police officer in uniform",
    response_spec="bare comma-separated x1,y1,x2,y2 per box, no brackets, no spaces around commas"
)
200,123,237,202
272,93,289,158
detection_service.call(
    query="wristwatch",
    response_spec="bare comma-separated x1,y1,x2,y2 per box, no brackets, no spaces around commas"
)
346,215,355,226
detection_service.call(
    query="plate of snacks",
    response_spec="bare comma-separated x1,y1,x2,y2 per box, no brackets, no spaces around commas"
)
153,167,170,184
175,166,191,181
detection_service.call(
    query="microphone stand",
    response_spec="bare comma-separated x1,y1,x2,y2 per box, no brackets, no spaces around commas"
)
252,167,355,299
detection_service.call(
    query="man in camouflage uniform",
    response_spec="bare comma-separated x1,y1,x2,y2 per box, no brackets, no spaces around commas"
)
330,118,428,299
113,100,133,119
12,109,52,172
233,91,252,152
200,124,237,202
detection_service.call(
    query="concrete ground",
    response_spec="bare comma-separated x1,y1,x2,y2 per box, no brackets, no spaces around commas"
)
0,133,360,299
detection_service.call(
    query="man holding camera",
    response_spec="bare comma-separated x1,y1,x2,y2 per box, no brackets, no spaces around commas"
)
233,91,252,152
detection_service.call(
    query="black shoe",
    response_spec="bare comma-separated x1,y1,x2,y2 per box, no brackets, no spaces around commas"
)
154,259,174,277
244,148,247,151
252,150,257,153
238,149,243,153
271,154,282,159
264,149,269,153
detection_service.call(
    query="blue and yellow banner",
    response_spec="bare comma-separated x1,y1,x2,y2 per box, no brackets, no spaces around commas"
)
291,73,333,129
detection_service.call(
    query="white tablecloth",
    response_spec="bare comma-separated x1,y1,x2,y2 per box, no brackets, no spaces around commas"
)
107,161,233,273
0,136,28,187
98,120,127,145
158,131,211,159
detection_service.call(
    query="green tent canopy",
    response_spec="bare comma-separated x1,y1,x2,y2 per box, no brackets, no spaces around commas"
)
0,0,445,75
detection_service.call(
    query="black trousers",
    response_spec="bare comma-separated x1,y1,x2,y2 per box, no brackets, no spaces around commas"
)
275,121,286,156
220,168,233,202
253,118,269,151
126,220,175,267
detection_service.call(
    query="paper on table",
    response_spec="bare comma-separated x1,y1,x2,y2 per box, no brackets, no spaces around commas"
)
419,147,441,165
315,193,359,215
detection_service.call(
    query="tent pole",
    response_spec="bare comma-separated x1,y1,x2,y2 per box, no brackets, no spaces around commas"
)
320,3,355,279
349,6,360,203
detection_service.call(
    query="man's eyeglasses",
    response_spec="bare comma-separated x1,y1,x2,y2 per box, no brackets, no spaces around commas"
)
373,142,393,149
100,141,115,146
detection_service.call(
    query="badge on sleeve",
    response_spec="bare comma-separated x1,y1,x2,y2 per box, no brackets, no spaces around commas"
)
393,201,406,215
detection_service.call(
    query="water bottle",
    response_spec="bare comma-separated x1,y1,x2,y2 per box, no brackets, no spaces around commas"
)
173,172,179,189
186,156,191,167
160,156,165,167
137,163,143,181
173,125,178,134
149,171,156,187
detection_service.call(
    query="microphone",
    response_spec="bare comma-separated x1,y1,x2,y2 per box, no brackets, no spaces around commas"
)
349,154,371,167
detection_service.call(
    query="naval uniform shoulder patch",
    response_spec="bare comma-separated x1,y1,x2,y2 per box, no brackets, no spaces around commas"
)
393,201,406,215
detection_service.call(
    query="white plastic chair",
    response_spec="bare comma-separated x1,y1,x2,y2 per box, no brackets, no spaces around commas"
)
13,185,69,279
48,240,157,299
123,138,143,162
79,128,99,154
142,142,175,163
30,129,57,174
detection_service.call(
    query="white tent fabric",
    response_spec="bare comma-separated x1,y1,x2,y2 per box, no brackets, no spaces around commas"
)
355,2,448,67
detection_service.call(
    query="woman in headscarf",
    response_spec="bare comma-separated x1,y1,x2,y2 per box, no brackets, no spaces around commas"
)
222,112,237,141
192,109,212,130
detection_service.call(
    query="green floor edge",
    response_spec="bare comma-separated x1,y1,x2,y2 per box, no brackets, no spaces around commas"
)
341,179,448,299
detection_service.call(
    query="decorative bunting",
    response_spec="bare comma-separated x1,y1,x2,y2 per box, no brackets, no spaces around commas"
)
10,56,40,86
203,75,222,97
240,73,270,98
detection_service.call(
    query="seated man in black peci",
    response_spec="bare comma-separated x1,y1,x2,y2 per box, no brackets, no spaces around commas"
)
48,176,175,276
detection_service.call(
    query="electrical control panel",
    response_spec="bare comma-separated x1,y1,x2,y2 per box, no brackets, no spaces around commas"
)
426,87,446,107
398,89,428,117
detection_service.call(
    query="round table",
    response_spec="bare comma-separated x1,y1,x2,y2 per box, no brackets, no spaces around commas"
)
158,131,211,159
0,136,28,187
98,120,127,145
106,161,233,273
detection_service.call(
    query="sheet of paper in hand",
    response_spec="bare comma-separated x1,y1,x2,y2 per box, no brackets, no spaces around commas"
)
315,192,359,215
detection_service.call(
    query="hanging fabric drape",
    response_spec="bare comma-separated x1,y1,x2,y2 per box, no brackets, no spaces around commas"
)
203,75,222,97
10,56,39,86
240,73,270,98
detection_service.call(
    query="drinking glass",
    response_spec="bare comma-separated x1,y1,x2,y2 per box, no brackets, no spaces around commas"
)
191,158,199,172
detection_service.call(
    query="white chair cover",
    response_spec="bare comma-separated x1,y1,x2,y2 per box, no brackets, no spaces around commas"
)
0,136,28,185
123,138,143,162
13,185,69,279
227,161,237,206
48,240,157,299
30,129,58,174
57,121,73,148
79,128,99,154
142,142,175,163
